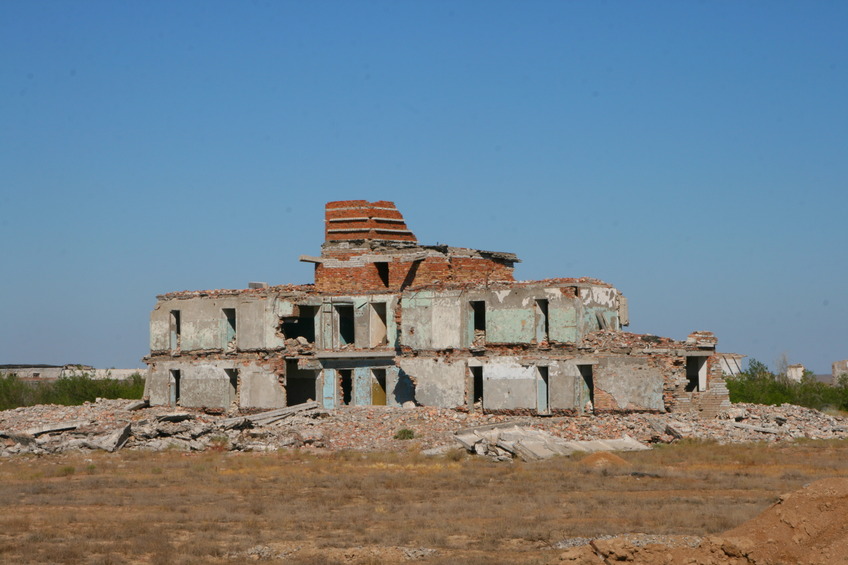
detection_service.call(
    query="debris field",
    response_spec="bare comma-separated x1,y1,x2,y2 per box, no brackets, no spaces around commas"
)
1,399,846,459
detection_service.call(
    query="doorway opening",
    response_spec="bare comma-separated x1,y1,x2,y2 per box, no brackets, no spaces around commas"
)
470,301,486,344
537,366,550,414
170,310,181,350
335,305,355,346
371,369,387,405
686,356,708,392
535,299,549,342
224,369,239,404
470,366,484,408
370,303,388,346
339,369,353,405
578,365,594,413
223,308,237,350
169,369,181,406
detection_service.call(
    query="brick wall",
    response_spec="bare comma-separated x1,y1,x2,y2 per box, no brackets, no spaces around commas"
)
324,200,416,243
314,200,515,293
315,255,515,293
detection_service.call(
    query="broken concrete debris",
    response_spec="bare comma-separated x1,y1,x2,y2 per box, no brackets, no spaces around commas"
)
454,423,649,462
144,200,731,419
2,398,845,459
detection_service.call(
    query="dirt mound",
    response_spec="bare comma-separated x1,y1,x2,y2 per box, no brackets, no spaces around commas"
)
560,477,848,564
577,451,631,471
714,476,848,564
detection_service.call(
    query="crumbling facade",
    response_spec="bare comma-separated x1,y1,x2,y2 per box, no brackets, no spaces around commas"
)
144,200,730,416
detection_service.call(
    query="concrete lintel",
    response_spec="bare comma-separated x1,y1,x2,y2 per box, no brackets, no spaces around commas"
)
315,350,396,359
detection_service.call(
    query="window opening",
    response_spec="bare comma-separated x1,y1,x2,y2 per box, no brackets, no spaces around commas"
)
470,301,486,345
335,305,355,346
169,369,181,406
339,369,353,405
535,299,549,342
170,310,181,350
578,365,594,414
370,303,388,347
375,262,390,287
470,366,484,408
371,369,387,405
281,305,317,343
223,308,237,350
285,359,318,405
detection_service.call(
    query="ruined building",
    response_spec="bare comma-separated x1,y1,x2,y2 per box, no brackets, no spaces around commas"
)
144,200,731,416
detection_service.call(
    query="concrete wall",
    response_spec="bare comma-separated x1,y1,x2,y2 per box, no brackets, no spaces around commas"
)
398,285,615,350
593,356,664,412
481,357,538,410
579,286,622,335
400,290,465,350
146,360,283,409
150,296,286,354
398,357,464,407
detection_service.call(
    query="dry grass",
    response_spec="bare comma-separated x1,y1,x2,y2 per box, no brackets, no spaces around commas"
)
1,439,847,564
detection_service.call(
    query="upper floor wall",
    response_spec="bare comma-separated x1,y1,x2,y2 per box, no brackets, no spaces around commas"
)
150,292,400,355
150,295,287,354
399,283,627,350
150,281,626,356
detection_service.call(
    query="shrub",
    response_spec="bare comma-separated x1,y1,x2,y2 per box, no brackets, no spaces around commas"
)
0,372,145,411
725,359,848,412
394,428,415,440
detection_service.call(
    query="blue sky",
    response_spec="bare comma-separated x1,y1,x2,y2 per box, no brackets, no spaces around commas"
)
1,1,846,373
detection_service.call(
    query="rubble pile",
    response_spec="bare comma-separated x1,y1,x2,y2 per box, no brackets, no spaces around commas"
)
453,423,649,462
0,399,846,458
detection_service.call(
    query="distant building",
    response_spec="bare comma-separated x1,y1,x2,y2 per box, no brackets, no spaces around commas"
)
786,364,806,383
717,353,746,377
834,360,848,386
0,365,144,381
144,200,731,417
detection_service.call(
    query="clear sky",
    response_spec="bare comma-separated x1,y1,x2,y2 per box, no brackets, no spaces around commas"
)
1,1,846,373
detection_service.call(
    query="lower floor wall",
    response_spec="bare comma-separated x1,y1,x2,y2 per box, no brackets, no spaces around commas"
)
144,351,729,416
144,358,416,410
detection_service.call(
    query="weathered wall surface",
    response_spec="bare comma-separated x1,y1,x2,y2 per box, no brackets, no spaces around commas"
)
400,291,464,350
150,296,285,354
146,360,283,409
482,357,538,411
399,357,464,407
594,356,664,412
240,365,286,409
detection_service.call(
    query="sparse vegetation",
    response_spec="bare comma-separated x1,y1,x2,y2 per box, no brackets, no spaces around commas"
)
0,441,845,564
394,428,415,440
0,372,145,410
725,359,848,413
